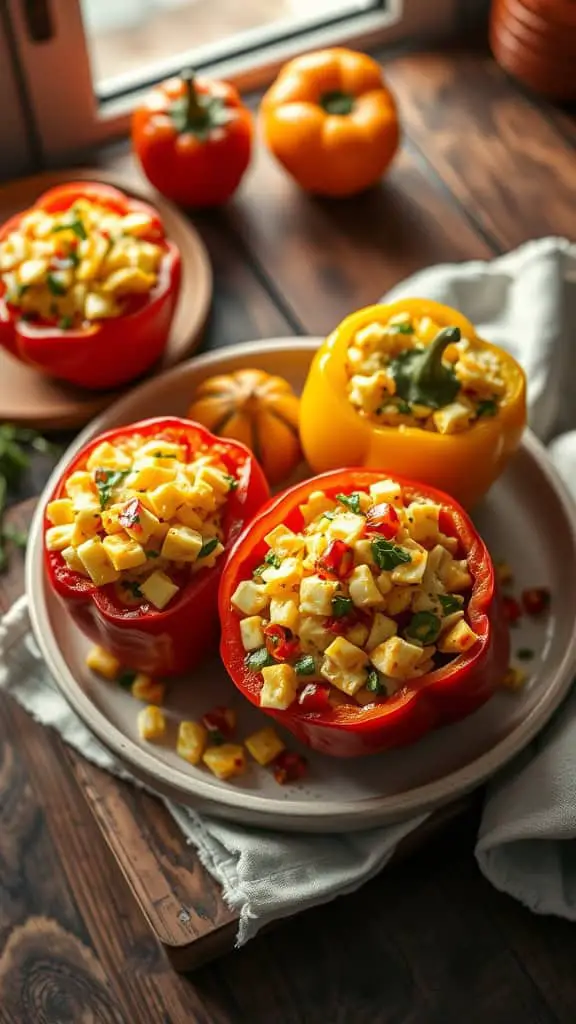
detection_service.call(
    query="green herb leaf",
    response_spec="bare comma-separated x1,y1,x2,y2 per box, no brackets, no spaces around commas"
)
58,315,73,330
252,563,267,578
264,550,281,569
121,579,143,599
199,537,218,559
322,511,336,521
396,400,413,415
331,594,354,618
93,467,130,509
336,492,362,515
294,654,316,676
389,322,414,335
366,669,386,694
46,273,67,296
476,399,498,418
245,647,276,671
371,537,411,571
517,648,534,661
53,218,87,240
224,474,239,491
405,611,441,645
388,327,461,410
117,669,137,690
438,594,463,615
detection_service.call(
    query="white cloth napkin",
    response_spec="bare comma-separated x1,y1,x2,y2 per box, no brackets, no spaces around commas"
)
2,236,576,945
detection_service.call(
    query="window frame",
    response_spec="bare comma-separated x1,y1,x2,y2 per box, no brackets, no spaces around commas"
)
6,0,460,163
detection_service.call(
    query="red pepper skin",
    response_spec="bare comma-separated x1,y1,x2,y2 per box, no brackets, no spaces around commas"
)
264,624,300,662
317,539,354,580
0,182,181,390
298,683,331,713
44,417,269,676
219,469,509,758
365,502,399,539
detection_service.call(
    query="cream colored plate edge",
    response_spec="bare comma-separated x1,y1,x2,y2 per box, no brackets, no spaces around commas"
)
26,338,576,832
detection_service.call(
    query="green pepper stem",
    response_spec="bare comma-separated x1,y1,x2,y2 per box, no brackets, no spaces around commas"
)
412,326,461,395
181,68,204,125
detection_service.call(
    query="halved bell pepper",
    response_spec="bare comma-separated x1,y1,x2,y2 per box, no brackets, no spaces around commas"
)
218,468,509,758
299,299,527,508
0,181,181,390
45,417,269,676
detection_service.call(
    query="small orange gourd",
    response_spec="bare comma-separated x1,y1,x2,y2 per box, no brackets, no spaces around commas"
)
188,369,302,485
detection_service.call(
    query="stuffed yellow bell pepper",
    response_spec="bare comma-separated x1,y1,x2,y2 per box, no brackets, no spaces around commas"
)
299,299,526,508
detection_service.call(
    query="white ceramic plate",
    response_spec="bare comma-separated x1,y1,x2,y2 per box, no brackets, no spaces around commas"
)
26,339,576,832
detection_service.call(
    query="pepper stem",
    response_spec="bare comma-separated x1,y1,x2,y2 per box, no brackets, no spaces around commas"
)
412,326,461,394
181,68,205,125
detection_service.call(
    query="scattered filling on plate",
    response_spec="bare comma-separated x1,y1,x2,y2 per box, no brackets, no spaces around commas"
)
231,480,481,713
345,311,506,434
45,432,238,609
0,198,165,327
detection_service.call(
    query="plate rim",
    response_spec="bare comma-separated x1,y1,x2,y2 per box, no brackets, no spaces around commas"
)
25,337,576,830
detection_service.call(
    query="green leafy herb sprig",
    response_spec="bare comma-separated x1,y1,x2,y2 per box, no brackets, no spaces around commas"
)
0,425,59,574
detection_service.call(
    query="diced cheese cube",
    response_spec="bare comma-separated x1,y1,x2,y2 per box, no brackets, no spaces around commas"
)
84,291,120,320
102,533,147,571
369,479,403,507
384,586,413,616
299,490,335,525
405,501,441,544
46,498,74,526
131,674,166,704
260,663,298,709
439,610,465,634
196,464,231,496
103,267,155,296
501,666,527,691
120,500,160,544
437,532,459,555
70,506,102,546
45,524,75,551
187,479,217,513
264,524,306,557
231,580,268,616
100,506,125,535
370,637,423,679
438,619,478,654
303,532,328,566
19,257,48,285
261,556,303,592
245,727,285,766
176,721,207,765
147,482,192,520
161,525,203,562
240,615,265,651
193,539,224,570
202,743,247,780
175,505,204,531
366,612,398,650
375,571,393,595
348,371,395,414
65,471,97,507
432,402,473,435
85,644,121,680
391,540,428,585
354,321,387,351
440,559,473,592
86,442,131,472
345,621,369,647
269,597,299,633
77,537,120,585
61,545,88,575
348,564,386,609
321,637,368,696
135,439,185,465
299,615,334,653
139,570,179,610
119,211,155,236
127,463,176,491
353,538,376,567
137,705,166,741
327,513,366,546
299,575,339,616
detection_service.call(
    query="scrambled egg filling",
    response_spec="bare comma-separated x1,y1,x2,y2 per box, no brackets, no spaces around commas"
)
45,433,238,610
231,481,480,711
0,198,164,328
346,312,506,434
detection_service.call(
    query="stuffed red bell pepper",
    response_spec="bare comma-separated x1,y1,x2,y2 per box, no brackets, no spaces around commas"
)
44,416,269,675
0,181,181,389
219,469,509,757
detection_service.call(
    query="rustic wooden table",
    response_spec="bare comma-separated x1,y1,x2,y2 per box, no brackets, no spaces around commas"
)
1,44,576,1024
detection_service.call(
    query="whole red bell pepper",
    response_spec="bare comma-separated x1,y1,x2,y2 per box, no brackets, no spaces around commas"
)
45,417,269,676
0,181,181,390
219,469,509,758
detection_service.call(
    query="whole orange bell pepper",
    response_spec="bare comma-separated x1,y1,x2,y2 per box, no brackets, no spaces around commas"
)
260,48,399,198
299,299,527,509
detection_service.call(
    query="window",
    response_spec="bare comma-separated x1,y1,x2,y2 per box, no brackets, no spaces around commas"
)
4,0,459,161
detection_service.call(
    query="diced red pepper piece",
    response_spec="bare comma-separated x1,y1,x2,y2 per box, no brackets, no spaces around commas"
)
502,595,522,625
522,587,550,616
317,539,354,580
298,682,331,713
365,502,399,539
201,706,237,744
264,624,300,661
118,497,142,530
325,612,358,635
272,750,308,785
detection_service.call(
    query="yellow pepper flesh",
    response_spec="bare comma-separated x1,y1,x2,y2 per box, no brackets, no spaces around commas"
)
299,299,527,509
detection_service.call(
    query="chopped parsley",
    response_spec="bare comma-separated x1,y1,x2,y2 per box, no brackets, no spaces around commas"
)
264,550,281,569
121,579,143,599
371,537,411,571
294,654,316,676
336,492,362,515
58,315,73,330
224,474,239,491
117,669,137,690
438,594,463,615
476,399,498,418
331,594,354,618
389,322,413,335
53,218,87,240
46,273,66,296
245,647,276,671
397,400,412,415
365,669,386,694
517,648,535,661
93,467,130,509
199,537,219,559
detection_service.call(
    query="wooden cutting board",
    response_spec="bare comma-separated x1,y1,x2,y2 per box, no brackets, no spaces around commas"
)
0,498,476,971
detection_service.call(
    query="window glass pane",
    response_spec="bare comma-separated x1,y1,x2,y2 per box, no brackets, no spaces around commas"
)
80,0,380,96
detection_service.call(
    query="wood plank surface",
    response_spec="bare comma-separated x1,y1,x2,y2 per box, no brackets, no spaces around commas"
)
1,39,576,1024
